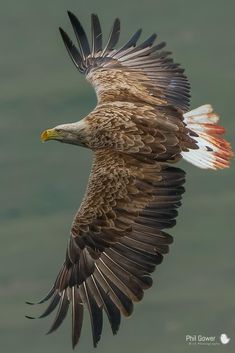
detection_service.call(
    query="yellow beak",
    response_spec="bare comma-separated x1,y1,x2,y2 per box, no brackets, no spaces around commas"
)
40,128,61,142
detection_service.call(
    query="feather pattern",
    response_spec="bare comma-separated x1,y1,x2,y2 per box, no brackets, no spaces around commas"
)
67,11,91,62
28,11,233,350
80,282,103,347
91,275,121,334
101,18,120,56
46,290,70,334
32,152,186,347
91,14,102,56
110,29,142,57
71,287,84,348
59,27,83,72
59,12,190,111
39,291,61,318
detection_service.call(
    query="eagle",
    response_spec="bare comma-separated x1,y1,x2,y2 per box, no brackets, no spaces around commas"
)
27,11,233,348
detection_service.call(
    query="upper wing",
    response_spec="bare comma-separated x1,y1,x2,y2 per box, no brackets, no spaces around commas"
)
34,150,185,348
59,12,190,112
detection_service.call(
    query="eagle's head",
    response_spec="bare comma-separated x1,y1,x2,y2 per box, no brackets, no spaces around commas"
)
41,120,88,146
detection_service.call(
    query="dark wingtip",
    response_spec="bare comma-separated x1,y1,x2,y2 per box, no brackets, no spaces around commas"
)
72,342,77,350
114,18,121,35
25,301,35,305
59,27,69,42
144,33,157,48
90,13,103,55
66,10,91,59
133,28,143,44
102,17,121,55
67,10,78,25
67,11,77,26
155,41,167,50
59,27,64,35
115,17,121,25
25,315,36,319
150,33,157,44
67,10,74,17
59,27,68,43
26,287,56,307
59,27,69,45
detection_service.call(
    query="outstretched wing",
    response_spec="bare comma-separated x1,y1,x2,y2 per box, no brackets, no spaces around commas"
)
34,150,185,348
59,12,190,112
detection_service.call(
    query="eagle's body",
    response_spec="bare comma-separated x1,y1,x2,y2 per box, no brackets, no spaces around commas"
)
56,101,196,153
29,11,233,348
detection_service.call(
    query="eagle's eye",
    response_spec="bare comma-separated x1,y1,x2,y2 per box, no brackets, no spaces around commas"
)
55,128,63,133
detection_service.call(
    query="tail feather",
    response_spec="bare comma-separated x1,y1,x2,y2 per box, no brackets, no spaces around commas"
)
182,104,233,170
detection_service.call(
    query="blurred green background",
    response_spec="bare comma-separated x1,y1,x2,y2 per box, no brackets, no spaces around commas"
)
1,0,234,352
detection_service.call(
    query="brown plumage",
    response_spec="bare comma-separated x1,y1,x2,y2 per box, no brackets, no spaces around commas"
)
28,11,233,348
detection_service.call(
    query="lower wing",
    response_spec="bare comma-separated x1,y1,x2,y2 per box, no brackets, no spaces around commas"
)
27,150,186,348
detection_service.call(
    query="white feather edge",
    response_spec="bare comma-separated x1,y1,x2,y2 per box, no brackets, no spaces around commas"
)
182,105,230,170
183,104,213,118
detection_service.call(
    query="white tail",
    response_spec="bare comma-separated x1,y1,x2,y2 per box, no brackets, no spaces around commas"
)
182,104,233,170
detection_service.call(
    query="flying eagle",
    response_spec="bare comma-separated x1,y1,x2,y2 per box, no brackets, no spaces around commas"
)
27,11,233,348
